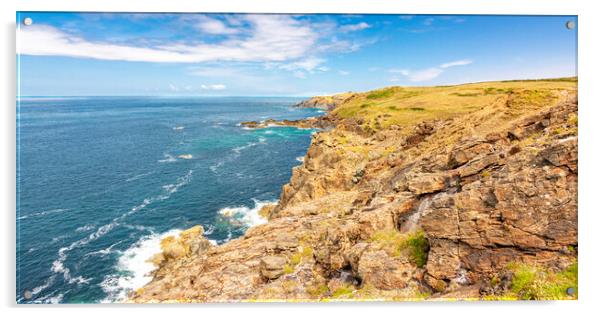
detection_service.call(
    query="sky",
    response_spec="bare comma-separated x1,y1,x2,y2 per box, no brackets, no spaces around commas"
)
16,13,577,96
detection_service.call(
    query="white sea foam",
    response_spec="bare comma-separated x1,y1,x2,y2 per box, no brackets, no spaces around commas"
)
203,224,215,235
296,156,305,163
17,208,68,220
38,170,194,299
172,126,185,131
75,224,96,233
157,153,177,163
84,241,123,258
218,199,275,228
232,137,268,154
125,171,154,182
100,229,181,302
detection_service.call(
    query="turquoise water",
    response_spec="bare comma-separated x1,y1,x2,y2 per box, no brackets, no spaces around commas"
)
16,97,321,303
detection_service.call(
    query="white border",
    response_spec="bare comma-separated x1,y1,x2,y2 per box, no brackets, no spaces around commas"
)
2,1,601,316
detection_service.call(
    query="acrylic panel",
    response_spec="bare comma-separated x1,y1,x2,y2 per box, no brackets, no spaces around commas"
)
16,12,578,303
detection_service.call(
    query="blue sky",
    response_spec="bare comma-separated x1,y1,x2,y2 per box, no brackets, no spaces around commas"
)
17,13,577,96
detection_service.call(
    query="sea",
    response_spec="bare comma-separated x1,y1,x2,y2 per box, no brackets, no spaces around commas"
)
16,96,322,303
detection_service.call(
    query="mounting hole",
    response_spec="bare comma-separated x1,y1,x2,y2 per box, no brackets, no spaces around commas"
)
566,287,576,296
23,17,33,26
565,21,575,30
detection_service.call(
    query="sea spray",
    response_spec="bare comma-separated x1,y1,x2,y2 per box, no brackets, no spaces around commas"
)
101,229,182,302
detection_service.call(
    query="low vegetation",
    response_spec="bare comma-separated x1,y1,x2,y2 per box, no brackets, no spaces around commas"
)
485,262,578,300
507,262,578,300
369,229,429,267
331,78,577,131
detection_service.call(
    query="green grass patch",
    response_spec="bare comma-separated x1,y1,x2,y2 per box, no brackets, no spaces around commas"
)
367,88,396,100
369,229,429,267
331,285,355,298
290,246,313,266
452,92,481,97
506,262,578,300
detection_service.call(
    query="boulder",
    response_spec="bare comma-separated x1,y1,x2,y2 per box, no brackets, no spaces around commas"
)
260,256,288,280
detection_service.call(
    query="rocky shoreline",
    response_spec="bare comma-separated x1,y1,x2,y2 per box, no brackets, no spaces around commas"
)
131,81,578,302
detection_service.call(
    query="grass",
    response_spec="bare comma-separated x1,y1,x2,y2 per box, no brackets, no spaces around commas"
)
330,78,577,131
282,264,295,274
331,284,355,298
488,262,578,300
283,245,314,275
306,283,329,298
290,246,313,266
369,229,429,267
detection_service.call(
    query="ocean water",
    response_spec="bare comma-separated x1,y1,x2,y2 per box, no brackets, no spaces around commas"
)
16,96,322,303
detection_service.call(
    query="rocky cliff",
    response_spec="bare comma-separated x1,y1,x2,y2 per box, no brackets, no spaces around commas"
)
294,93,356,110
131,79,578,302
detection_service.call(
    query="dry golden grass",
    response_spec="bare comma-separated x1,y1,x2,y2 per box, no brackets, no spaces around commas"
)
331,77,577,131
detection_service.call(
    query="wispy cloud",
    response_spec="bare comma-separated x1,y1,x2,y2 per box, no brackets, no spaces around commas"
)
440,59,473,68
340,22,371,32
18,15,319,63
201,84,226,90
263,57,329,78
389,59,473,82
194,16,240,35
338,70,351,76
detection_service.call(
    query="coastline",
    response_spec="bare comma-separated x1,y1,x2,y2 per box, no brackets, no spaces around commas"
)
130,78,578,302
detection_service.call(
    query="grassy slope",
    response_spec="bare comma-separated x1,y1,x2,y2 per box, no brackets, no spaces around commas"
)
331,77,577,132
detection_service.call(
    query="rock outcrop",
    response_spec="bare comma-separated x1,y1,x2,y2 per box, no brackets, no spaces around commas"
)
131,82,578,302
294,93,356,110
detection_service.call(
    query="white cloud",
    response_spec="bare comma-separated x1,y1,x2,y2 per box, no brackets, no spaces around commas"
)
278,57,326,72
338,70,351,76
18,15,319,63
169,83,179,92
340,22,371,32
389,59,472,82
201,84,226,90
406,68,443,82
194,16,240,35
265,57,329,78
440,59,473,68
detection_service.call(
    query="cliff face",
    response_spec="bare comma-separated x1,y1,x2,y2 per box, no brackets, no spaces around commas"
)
131,79,577,302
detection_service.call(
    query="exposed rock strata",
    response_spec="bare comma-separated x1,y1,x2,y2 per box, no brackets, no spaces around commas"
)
131,88,577,302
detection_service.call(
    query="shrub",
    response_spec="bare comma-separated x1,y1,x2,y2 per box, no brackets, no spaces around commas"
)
405,231,429,268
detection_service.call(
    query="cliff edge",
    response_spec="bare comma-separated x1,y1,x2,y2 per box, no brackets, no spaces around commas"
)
131,78,578,302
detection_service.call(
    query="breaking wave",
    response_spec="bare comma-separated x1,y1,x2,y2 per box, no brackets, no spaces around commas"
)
218,199,275,228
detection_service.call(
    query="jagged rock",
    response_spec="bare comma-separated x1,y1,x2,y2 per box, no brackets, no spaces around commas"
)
407,173,447,194
357,249,413,290
260,256,288,280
